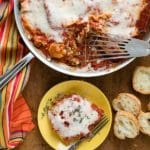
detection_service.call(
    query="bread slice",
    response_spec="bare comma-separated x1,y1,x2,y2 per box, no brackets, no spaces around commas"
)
133,66,150,95
114,111,139,139
138,112,150,136
112,93,141,116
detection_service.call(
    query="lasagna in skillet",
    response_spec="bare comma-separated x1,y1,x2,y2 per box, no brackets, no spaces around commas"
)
20,0,150,70
48,94,104,144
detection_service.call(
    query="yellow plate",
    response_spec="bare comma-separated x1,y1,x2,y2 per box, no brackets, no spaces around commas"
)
38,80,112,150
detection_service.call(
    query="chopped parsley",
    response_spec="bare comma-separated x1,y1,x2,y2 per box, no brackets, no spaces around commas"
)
73,118,78,122
79,117,84,123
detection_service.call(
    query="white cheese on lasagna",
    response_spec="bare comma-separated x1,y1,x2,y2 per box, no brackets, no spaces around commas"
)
48,94,100,138
21,0,146,42
44,0,89,28
21,0,63,42
45,0,145,38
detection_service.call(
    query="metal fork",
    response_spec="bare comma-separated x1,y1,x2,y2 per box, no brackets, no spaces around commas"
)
68,115,109,150
0,53,34,91
82,33,150,62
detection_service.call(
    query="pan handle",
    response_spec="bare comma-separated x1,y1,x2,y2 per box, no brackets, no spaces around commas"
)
0,53,34,91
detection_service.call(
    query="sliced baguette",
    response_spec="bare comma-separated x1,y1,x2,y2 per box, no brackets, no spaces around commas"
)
138,112,150,136
133,66,150,95
114,111,139,140
112,93,141,116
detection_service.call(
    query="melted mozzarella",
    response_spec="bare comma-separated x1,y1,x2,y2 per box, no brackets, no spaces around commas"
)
22,0,145,42
21,0,63,42
45,0,144,38
44,0,90,28
96,0,144,37
48,95,99,138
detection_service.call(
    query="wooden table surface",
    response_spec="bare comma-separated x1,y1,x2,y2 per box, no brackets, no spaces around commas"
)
16,57,150,150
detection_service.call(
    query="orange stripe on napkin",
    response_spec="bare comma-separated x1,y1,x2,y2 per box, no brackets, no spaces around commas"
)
0,0,35,149
10,96,35,134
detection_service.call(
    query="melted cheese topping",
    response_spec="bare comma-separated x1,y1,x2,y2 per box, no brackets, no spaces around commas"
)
45,0,144,37
99,0,144,37
21,0,63,41
45,0,89,28
22,0,146,42
48,95,99,138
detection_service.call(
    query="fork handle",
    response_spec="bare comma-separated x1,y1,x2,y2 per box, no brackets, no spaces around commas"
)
126,39,150,57
146,48,150,56
136,48,150,57
139,48,150,57
0,53,34,91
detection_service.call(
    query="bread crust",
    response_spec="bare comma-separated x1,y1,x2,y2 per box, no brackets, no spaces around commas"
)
133,66,150,95
112,93,141,116
138,112,150,136
114,111,139,139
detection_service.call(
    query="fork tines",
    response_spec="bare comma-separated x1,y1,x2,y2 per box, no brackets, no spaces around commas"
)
68,115,109,150
88,32,130,44
90,115,109,136
78,32,132,62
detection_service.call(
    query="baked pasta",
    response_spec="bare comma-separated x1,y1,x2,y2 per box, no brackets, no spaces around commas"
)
48,94,104,144
20,0,150,69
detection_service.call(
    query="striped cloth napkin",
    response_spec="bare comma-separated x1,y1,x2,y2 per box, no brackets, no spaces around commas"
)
0,0,35,149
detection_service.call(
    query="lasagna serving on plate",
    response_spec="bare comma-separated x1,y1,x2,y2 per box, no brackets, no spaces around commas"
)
48,94,104,144
20,0,150,70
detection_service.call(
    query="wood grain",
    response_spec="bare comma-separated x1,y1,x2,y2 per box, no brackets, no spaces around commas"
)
16,56,150,150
